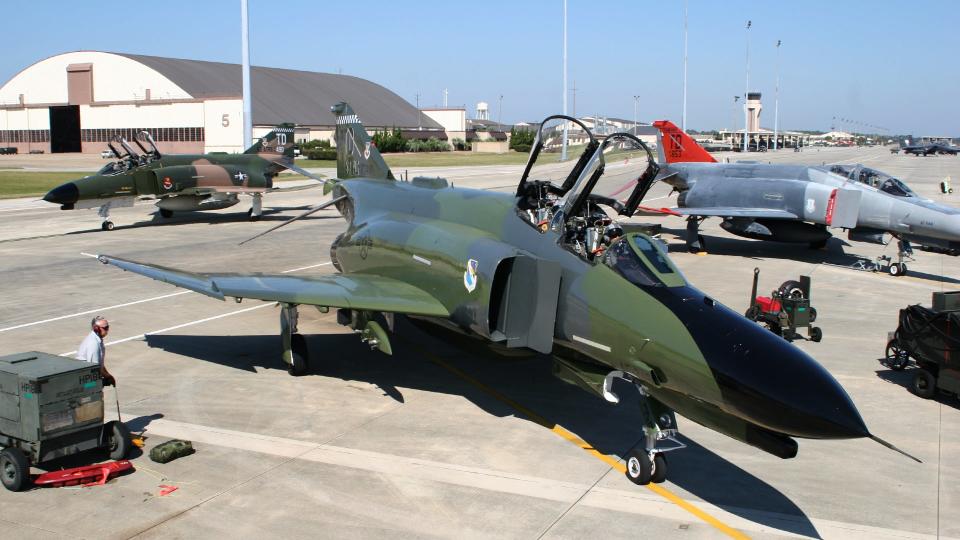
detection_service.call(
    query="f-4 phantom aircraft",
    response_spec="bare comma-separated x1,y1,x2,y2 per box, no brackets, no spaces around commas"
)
94,103,915,486
645,121,960,275
43,128,319,230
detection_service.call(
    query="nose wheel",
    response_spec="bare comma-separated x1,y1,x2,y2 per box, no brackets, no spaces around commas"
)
603,371,685,486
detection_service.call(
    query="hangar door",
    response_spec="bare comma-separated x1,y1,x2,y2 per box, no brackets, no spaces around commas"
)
49,105,81,153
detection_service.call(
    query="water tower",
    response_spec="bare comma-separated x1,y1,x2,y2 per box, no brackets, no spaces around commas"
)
476,102,489,120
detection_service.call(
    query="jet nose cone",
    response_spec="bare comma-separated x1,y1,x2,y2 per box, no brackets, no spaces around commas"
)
43,182,79,206
710,318,868,440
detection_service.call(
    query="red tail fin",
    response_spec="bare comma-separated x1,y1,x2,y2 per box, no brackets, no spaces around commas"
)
653,120,717,163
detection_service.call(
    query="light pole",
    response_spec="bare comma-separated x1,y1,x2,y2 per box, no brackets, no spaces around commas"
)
682,0,688,132
633,95,640,133
774,39,781,150
561,0,568,161
240,0,252,149
498,94,503,132
743,20,751,153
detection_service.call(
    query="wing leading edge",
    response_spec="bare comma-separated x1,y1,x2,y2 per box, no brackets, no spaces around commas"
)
633,207,799,219
96,255,449,317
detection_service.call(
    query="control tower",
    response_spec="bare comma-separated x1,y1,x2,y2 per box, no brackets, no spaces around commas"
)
746,92,762,133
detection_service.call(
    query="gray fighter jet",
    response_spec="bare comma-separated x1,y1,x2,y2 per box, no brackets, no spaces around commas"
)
640,121,960,276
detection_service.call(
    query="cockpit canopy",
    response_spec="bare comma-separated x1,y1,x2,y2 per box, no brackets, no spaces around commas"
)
829,164,917,198
514,115,662,262
604,233,687,288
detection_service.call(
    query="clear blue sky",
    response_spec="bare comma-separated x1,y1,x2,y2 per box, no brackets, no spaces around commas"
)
5,1,958,135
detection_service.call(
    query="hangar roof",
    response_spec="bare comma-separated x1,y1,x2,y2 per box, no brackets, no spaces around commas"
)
116,53,441,130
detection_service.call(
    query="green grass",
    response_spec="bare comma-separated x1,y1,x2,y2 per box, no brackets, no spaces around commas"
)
296,150,532,169
0,171,87,199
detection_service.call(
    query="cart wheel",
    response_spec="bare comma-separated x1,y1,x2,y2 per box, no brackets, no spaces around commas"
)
809,327,823,342
0,447,29,492
885,340,910,371
744,306,760,321
625,448,652,485
809,307,817,323
104,421,132,460
911,369,936,399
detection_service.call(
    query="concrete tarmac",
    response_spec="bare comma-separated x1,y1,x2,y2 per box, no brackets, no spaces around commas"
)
0,147,957,539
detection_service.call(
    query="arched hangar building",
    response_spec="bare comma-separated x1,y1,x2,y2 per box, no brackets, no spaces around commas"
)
0,51,441,154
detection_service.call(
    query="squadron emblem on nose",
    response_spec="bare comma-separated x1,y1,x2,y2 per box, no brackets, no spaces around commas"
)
463,259,479,293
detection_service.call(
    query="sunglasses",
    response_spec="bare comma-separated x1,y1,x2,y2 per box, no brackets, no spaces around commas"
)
97,325,110,330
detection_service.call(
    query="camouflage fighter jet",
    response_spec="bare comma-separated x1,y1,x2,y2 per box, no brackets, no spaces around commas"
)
43,128,320,230
644,121,960,275
94,103,915,486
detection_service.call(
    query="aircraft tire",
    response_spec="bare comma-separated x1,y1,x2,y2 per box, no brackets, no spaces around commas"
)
288,334,309,376
809,307,817,323
0,447,29,492
911,369,936,399
101,221,114,231
885,340,910,370
159,208,173,218
625,449,652,485
651,453,667,484
899,264,908,276
888,263,901,277
247,208,261,222
104,421,132,460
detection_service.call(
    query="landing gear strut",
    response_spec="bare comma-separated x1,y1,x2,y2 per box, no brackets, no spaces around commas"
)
98,203,114,231
249,193,263,221
889,239,914,277
685,217,706,253
281,304,308,376
603,371,685,485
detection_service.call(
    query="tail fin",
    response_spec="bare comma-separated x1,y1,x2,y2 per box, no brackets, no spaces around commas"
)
245,124,297,163
652,120,717,163
331,102,395,180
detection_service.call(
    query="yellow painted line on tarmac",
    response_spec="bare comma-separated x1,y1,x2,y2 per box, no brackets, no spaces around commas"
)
407,341,748,540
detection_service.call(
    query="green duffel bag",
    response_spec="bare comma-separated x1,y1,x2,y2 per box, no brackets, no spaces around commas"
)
149,439,195,464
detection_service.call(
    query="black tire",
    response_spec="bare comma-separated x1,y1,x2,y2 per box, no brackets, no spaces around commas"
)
159,208,173,218
911,370,936,399
288,333,309,376
104,421,132,460
885,340,910,371
777,280,805,300
888,263,903,276
809,327,823,342
625,448,652,485
651,453,668,484
101,221,114,231
1,447,29,491
744,306,760,321
899,263,908,276
808,307,817,323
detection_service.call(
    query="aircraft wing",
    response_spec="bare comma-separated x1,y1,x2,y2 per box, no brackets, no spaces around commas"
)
634,206,799,219
96,255,450,317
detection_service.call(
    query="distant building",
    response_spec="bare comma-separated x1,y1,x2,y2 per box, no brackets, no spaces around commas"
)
717,92,808,149
0,51,441,154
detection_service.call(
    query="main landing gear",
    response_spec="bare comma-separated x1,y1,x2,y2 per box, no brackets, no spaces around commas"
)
277,304,394,376
603,371,685,485
280,304,309,376
248,193,263,221
98,203,114,231
685,217,706,253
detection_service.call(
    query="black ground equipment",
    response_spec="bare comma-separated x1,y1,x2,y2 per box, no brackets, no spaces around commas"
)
745,268,822,342
0,352,132,491
885,291,960,399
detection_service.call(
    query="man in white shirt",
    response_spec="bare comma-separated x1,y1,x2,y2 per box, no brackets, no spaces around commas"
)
77,316,115,386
